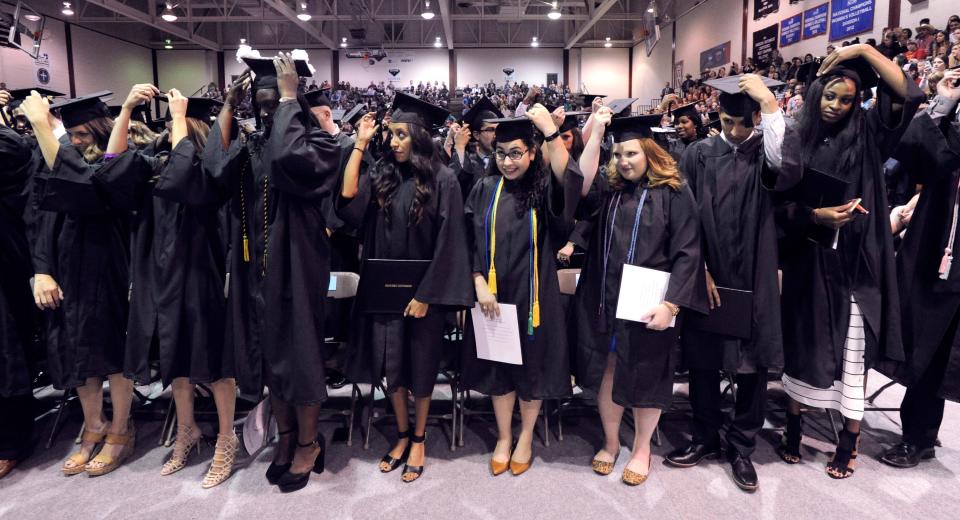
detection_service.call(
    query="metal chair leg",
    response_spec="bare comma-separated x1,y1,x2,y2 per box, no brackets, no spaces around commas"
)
826,408,841,445
158,397,176,446
346,384,359,447
363,385,377,450
557,399,564,442
653,422,662,447
457,390,466,447
448,377,458,452
46,390,73,449
542,401,550,447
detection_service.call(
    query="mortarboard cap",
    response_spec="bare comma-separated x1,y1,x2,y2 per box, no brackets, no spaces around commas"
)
462,96,502,128
51,91,114,128
242,56,312,92
341,103,367,126
331,109,346,122
5,87,65,110
303,90,331,108
559,110,589,133
606,114,663,142
185,97,223,122
706,75,783,118
604,98,638,117
488,116,534,143
390,92,450,130
577,93,605,106
109,104,151,124
671,103,702,127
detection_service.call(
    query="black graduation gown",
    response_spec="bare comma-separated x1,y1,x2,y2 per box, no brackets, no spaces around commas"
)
92,140,231,387
336,161,473,398
878,111,960,401
0,128,40,397
775,81,923,388
203,101,340,405
666,136,699,162
448,149,490,202
461,161,583,400
573,178,708,409
32,146,130,389
679,128,801,372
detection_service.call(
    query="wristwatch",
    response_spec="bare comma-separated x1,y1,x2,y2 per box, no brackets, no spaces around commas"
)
279,96,297,103
543,129,561,142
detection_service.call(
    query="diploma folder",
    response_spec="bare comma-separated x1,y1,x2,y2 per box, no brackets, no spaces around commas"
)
685,287,754,340
357,259,431,313
797,167,849,209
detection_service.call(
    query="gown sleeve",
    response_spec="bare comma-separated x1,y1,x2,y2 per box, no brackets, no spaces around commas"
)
0,127,33,182
545,157,586,239
892,111,958,186
90,149,161,211
664,185,709,315
202,118,248,189
335,159,375,231
35,146,113,215
267,101,341,200
413,170,475,308
154,139,228,207
870,72,925,160
761,118,803,191
463,179,488,275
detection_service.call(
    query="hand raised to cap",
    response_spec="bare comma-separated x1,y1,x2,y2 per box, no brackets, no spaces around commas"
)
274,52,299,100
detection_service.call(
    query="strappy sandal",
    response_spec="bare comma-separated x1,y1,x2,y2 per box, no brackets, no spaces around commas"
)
401,433,426,483
62,422,110,476
276,434,326,493
266,429,296,485
592,447,620,476
202,433,240,489
826,429,860,479
85,423,136,477
776,413,803,464
379,428,410,473
160,425,203,476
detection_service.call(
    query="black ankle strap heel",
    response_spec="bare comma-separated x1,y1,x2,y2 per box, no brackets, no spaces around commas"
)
265,429,297,485
402,433,426,484
379,428,411,473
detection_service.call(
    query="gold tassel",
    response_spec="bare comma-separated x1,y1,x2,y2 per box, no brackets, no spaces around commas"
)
488,268,498,295
533,300,540,328
242,236,250,262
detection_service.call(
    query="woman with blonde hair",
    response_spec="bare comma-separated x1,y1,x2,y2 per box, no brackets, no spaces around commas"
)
573,112,707,486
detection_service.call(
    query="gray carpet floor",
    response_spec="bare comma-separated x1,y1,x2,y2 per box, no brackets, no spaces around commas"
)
1,371,959,520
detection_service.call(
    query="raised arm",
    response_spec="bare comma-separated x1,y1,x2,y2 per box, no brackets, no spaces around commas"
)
107,83,160,154
525,103,568,183
341,112,378,199
578,106,612,197
19,92,60,170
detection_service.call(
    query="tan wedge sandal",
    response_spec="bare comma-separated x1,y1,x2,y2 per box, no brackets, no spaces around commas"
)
85,424,136,477
161,425,203,476
201,433,239,489
62,422,110,476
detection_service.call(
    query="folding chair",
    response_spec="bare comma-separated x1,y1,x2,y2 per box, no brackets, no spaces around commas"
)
323,272,362,447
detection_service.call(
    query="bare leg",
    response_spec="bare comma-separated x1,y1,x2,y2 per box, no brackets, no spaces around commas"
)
99,373,134,459
171,378,198,432
512,399,542,464
402,396,432,480
270,394,296,466
624,407,661,475
380,388,411,470
289,403,322,474
210,378,237,437
491,392,517,463
595,353,623,463
69,377,107,463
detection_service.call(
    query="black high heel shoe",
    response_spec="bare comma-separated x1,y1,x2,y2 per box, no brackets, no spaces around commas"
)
265,429,295,485
401,433,426,483
277,433,326,493
379,429,410,473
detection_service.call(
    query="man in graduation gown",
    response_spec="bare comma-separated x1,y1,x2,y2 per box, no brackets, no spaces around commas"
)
0,121,41,479
879,74,960,468
203,52,341,490
668,74,801,492
449,96,502,199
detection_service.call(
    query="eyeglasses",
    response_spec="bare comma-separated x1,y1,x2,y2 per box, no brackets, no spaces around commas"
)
478,127,497,134
495,148,528,161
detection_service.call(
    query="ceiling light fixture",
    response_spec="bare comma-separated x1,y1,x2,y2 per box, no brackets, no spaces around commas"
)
164,38,173,49
24,13,42,22
548,2,561,20
604,37,612,48
61,2,74,16
422,0,435,20
296,2,312,21
531,36,539,47
161,2,178,22
240,38,247,44
340,37,348,48
434,36,442,48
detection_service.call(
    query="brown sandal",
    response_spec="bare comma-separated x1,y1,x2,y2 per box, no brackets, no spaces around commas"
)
62,422,110,476
85,424,136,477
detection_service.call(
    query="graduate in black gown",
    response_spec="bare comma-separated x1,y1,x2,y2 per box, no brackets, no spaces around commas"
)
573,113,707,486
0,117,40,480
667,74,800,492
338,93,473,483
462,107,584,477
774,44,923,479
19,90,135,477
96,85,238,488
879,73,960,468
449,97,502,200
202,52,340,492
665,102,708,161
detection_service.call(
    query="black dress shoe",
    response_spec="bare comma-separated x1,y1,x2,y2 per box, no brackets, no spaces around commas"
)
728,451,758,492
325,369,348,389
665,443,722,468
880,442,936,469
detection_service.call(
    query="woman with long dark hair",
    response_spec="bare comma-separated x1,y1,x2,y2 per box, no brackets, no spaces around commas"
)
775,44,924,479
203,52,341,493
338,93,472,483
19,91,133,476
574,113,707,486
95,86,237,488
462,105,583,477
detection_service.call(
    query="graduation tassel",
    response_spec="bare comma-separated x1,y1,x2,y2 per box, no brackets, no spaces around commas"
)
242,235,250,263
531,209,540,329
940,248,953,281
527,312,534,337
488,267,498,295
486,178,505,295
